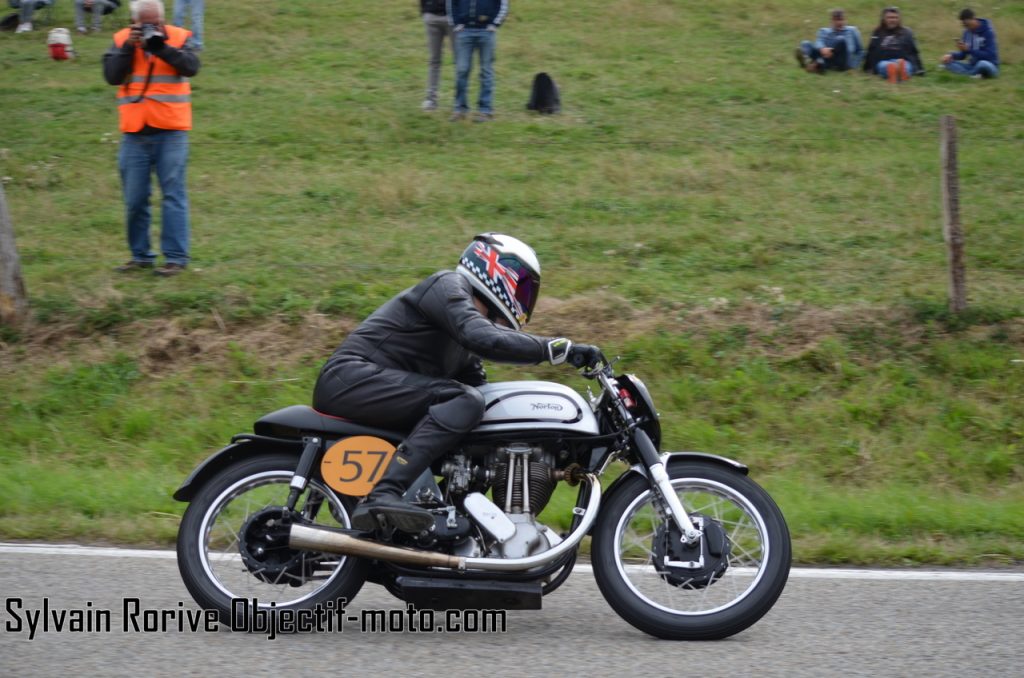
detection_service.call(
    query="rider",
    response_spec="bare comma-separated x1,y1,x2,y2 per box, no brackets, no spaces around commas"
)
312,233,600,533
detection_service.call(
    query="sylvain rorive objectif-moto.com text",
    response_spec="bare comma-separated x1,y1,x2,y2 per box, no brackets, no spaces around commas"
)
3,597,507,640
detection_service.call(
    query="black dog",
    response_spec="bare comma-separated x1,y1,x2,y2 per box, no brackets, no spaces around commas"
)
526,72,561,114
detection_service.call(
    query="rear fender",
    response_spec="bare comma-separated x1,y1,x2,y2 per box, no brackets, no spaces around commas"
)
602,451,749,500
172,437,302,502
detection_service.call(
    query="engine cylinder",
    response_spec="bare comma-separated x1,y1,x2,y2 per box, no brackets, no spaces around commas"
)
493,460,556,514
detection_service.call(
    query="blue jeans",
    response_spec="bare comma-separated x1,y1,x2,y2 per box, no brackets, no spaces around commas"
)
18,0,51,22
454,28,496,114
875,59,915,77
943,60,999,78
172,0,204,48
73,0,117,30
118,131,191,266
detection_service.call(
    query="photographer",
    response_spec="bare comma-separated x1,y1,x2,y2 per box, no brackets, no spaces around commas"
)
102,0,199,277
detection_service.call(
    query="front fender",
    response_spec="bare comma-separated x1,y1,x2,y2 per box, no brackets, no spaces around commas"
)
602,451,749,499
172,437,302,502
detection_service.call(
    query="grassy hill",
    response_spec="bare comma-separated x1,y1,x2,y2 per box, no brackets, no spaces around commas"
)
1,0,1022,564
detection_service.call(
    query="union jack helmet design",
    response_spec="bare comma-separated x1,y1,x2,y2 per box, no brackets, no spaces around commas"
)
456,233,541,330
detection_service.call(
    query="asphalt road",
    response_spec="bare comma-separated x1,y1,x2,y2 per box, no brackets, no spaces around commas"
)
1,546,1021,677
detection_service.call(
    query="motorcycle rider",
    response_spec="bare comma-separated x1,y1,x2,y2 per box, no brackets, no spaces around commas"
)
312,233,600,534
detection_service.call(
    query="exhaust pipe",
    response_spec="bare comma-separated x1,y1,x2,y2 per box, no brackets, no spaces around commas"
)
288,474,601,572
289,524,466,570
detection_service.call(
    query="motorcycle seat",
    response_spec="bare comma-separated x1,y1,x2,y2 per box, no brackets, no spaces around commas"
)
253,405,405,443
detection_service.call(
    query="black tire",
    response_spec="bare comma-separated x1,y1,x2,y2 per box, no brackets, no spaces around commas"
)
591,461,791,640
177,453,368,623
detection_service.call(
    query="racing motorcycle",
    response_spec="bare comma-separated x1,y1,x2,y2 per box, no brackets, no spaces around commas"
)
175,349,791,640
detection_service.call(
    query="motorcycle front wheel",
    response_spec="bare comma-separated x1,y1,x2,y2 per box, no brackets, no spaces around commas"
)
591,461,791,640
176,453,368,623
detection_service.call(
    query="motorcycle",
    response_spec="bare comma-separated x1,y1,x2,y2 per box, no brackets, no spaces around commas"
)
174,349,791,640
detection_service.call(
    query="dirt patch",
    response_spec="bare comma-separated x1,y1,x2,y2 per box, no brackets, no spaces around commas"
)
529,291,663,345
1,297,1019,376
0,312,356,376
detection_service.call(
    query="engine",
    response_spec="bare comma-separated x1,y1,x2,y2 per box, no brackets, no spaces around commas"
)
440,443,565,560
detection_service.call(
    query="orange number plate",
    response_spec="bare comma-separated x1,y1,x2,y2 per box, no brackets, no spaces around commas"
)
320,436,397,497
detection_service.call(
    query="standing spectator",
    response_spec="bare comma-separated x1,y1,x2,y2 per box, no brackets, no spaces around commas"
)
12,0,52,33
102,0,200,277
447,0,509,122
795,9,864,74
941,8,999,79
171,0,203,50
420,0,454,111
74,0,121,35
863,7,924,81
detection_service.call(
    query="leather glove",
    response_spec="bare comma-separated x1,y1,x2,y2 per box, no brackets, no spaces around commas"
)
568,343,602,369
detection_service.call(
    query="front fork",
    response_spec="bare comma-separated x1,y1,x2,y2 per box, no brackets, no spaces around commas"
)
632,428,702,544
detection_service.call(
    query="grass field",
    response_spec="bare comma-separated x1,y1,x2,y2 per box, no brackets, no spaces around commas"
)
1,0,1022,565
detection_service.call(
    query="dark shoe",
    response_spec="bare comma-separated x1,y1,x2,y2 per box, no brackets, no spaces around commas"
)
449,111,467,122
473,112,493,123
351,494,434,534
114,259,154,272
350,444,435,534
795,47,807,69
154,262,186,277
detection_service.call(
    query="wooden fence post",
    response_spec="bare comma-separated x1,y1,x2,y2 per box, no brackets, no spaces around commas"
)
0,183,28,326
940,114,967,314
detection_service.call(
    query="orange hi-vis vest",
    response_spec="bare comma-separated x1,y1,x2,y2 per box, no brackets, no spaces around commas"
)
114,25,192,133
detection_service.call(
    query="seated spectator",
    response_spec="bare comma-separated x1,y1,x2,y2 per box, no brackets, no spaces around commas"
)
796,9,864,74
941,8,999,79
11,0,51,33
863,6,924,81
74,0,121,34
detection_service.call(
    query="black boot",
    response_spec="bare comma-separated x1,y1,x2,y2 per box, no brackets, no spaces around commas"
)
350,445,435,534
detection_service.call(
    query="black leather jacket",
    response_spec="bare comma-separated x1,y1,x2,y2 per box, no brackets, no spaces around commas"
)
326,271,551,386
863,26,924,75
420,0,447,14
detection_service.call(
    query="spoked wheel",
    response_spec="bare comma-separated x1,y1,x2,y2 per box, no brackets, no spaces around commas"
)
592,461,791,640
177,453,368,622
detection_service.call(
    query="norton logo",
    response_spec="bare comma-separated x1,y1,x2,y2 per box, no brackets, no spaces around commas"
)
531,402,564,411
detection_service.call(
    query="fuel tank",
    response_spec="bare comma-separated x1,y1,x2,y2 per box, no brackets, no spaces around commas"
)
472,381,599,435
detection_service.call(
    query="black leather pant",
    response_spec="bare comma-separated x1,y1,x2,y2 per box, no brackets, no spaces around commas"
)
313,358,485,469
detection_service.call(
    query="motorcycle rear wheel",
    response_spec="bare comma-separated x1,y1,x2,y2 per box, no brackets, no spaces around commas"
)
591,461,791,640
177,453,368,623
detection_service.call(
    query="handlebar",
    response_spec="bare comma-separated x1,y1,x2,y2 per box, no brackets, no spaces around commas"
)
574,349,612,379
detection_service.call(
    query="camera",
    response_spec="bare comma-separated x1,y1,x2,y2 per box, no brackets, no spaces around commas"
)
139,23,165,49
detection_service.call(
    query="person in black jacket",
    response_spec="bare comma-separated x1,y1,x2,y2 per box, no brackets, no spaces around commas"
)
313,233,599,533
420,0,453,111
863,6,924,80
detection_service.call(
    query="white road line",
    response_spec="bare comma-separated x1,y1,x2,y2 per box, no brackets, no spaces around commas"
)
1,542,1021,582
0,543,178,559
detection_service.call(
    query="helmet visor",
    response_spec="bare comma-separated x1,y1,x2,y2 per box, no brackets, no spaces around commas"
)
462,240,541,328
499,256,540,326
